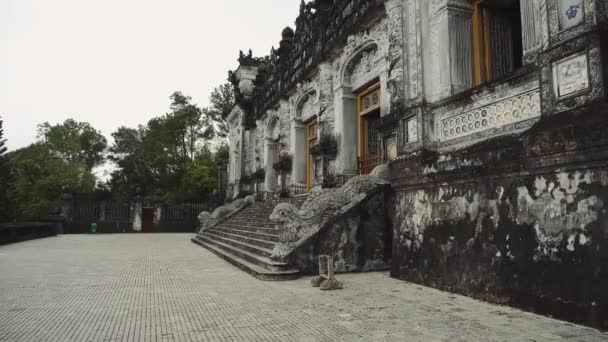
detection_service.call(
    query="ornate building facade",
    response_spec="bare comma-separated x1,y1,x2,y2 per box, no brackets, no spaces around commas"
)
222,0,608,328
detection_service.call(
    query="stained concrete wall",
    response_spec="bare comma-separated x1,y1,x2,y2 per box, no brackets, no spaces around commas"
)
289,191,392,274
390,105,608,329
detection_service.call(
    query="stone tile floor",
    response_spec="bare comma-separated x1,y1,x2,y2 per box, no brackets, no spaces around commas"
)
0,234,606,342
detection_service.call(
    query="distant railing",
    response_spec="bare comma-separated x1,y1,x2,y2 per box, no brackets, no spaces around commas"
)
289,183,307,195
161,203,207,222
358,155,382,176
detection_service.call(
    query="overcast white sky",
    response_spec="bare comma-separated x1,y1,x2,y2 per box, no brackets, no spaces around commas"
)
0,0,302,152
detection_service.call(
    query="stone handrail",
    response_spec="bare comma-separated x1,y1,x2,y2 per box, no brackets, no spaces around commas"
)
197,195,256,233
269,164,390,261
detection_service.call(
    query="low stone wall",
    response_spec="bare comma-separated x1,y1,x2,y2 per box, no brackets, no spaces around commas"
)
390,105,608,329
0,223,57,245
288,190,392,274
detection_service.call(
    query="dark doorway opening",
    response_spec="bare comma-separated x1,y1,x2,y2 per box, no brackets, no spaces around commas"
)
142,208,154,233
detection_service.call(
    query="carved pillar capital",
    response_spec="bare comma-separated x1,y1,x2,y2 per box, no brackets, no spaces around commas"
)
431,0,473,15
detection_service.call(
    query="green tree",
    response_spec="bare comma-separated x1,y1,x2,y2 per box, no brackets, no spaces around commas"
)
178,150,218,202
202,83,235,139
37,118,108,171
108,126,152,199
0,117,12,221
108,92,221,201
8,143,96,221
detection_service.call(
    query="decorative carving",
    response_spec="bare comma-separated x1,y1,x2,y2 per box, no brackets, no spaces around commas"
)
344,47,382,88
231,0,385,118
197,196,255,233
438,86,541,143
269,164,389,260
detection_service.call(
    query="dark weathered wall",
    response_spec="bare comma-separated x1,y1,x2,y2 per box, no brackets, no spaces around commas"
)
390,105,608,329
0,223,57,245
290,191,392,274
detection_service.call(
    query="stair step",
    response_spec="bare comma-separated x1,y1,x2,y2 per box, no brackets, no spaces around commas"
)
203,232,273,257
195,235,287,272
192,195,309,281
191,238,299,281
218,223,281,233
210,227,280,242
205,229,276,249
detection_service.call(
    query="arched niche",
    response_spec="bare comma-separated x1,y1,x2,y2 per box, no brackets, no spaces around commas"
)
227,106,244,185
263,115,281,191
290,89,318,185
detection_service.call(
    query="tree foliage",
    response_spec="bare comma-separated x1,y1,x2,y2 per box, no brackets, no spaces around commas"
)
8,143,96,221
37,118,107,171
108,91,226,202
202,83,235,140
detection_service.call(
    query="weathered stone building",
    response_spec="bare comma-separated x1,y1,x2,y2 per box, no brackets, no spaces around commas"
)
202,0,608,329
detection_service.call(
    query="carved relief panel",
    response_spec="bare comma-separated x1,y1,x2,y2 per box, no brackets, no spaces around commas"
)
434,78,541,146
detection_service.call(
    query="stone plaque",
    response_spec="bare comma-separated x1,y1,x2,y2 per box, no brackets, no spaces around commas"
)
385,134,397,160
553,53,589,98
407,118,418,143
558,0,584,30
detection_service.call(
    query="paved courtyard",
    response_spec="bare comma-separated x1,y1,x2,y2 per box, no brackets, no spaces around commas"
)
0,234,606,342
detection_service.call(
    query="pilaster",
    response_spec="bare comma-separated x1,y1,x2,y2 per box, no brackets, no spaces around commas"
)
521,0,549,63
290,120,307,184
428,0,474,102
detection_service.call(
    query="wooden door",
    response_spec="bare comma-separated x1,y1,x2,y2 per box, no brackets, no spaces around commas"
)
306,121,318,191
357,83,382,175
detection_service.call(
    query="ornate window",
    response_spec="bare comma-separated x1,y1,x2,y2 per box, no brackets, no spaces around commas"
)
358,85,381,116
471,0,523,85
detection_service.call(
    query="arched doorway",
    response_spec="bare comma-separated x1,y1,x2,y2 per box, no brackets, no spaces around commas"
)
336,40,385,176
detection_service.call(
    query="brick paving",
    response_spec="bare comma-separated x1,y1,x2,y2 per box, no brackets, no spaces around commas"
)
0,234,605,342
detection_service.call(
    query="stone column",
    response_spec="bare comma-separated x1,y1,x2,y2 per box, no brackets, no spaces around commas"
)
60,193,73,234
334,86,358,176
153,199,162,225
290,120,307,184
236,129,245,183
429,0,473,101
264,138,277,191
132,197,142,232
99,200,107,223
379,71,391,117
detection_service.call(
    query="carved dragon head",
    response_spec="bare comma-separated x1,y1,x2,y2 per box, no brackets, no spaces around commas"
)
269,203,301,224
370,163,390,183
198,211,211,223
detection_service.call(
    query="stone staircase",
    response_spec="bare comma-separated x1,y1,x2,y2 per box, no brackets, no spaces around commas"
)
192,196,308,281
